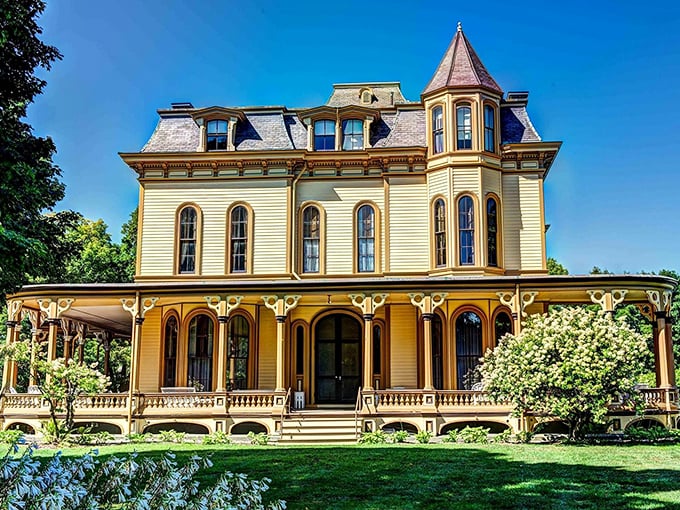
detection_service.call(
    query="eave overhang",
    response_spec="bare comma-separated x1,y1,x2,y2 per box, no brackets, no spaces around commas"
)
501,141,563,178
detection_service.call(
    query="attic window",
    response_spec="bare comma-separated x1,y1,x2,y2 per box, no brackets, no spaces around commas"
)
206,120,228,151
360,90,372,104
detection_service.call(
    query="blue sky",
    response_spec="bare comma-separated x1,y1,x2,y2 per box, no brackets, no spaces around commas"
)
28,0,680,275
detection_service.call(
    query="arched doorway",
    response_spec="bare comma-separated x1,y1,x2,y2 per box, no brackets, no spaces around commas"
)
455,311,483,389
315,314,362,404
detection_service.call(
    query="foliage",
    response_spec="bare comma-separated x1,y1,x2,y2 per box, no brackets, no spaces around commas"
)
480,307,648,440
158,429,187,443
515,430,534,443
414,430,432,444
71,430,113,446
625,426,680,443
127,432,151,444
459,426,489,444
0,429,24,445
358,430,388,444
442,429,459,443
203,430,232,445
389,430,409,443
494,429,513,443
34,358,109,441
0,446,284,510
547,257,569,275
247,431,270,445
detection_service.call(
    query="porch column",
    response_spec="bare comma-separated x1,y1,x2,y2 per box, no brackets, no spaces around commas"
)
262,295,301,392
647,290,674,389
205,295,244,391
2,300,22,390
665,318,676,387
102,332,111,377
38,298,74,362
75,323,87,365
409,293,447,390
349,294,388,391
25,309,44,387
121,295,158,433
60,318,75,363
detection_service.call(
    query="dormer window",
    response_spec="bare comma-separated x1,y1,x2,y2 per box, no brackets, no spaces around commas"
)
206,120,228,151
456,104,472,150
314,120,335,151
342,119,364,150
360,90,372,104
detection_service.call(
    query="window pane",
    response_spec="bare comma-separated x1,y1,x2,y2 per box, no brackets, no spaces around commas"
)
432,107,444,154
228,315,249,389
487,198,498,267
342,119,364,150
187,314,214,390
458,196,475,265
455,312,483,389
434,199,447,267
230,206,248,273
457,105,472,150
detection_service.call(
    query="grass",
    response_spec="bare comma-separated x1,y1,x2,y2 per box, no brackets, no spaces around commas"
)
27,442,680,509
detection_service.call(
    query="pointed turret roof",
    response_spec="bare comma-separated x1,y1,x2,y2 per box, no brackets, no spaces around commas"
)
422,22,502,96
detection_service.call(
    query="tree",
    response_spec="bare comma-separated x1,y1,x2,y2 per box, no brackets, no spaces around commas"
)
0,0,69,297
480,307,648,440
120,207,138,281
547,257,568,275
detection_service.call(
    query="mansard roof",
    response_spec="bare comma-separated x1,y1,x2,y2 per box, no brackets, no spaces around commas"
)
422,23,502,96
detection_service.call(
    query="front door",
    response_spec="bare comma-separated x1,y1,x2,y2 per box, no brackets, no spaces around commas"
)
315,314,362,404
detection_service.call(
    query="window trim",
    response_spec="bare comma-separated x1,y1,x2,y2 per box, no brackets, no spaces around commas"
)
160,311,180,388
206,119,229,151
456,193,477,267
298,202,326,275
485,193,501,268
455,102,473,151
226,202,254,275
313,119,336,151
342,118,365,151
353,201,381,274
174,203,203,276
432,196,448,268
483,103,496,153
431,105,445,155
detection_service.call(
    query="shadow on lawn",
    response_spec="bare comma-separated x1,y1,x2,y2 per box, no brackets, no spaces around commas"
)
99,446,680,510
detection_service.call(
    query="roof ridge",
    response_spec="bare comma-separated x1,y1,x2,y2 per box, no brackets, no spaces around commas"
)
461,32,482,87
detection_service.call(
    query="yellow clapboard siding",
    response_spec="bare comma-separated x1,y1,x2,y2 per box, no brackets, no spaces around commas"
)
140,180,289,276
501,174,521,269
482,168,501,198
138,307,161,392
388,178,429,272
518,174,543,270
452,167,481,198
389,305,417,388
427,169,448,199
297,180,384,274
257,311,276,389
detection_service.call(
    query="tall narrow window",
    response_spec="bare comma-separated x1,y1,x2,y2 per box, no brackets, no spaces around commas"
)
302,206,320,273
296,325,304,377
432,106,444,154
342,119,364,150
372,324,381,378
314,120,335,151
484,105,495,152
187,314,214,390
434,199,447,267
230,206,248,273
456,104,472,150
163,316,178,387
228,315,249,390
178,206,197,274
432,314,444,390
206,120,228,151
455,311,483,389
357,205,375,272
487,197,498,267
458,196,475,265
494,312,513,344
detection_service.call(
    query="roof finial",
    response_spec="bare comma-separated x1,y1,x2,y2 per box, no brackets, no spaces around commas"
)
457,21,462,32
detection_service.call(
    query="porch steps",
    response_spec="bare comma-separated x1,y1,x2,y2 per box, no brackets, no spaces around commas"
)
279,410,361,444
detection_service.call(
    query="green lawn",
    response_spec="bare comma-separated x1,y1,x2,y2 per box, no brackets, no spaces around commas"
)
35,443,680,509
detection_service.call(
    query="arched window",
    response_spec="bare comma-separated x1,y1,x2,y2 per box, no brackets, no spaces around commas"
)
206,120,228,151
487,197,498,267
494,311,513,343
456,104,472,150
187,314,214,390
302,206,320,273
484,105,495,152
372,324,382,380
432,314,444,390
455,311,483,389
163,316,178,387
357,205,375,272
314,120,335,151
342,119,364,150
229,205,248,273
178,206,197,274
434,199,447,267
458,196,475,265
228,315,249,390
432,106,444,154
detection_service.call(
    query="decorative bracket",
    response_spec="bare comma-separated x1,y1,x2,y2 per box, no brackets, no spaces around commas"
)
348,293,389,317
121,296,159,320
497,292,517,313
646,290,673,314
636,303,655,322
37,298,74,320
261,295,301,318
205,295,244,317
520,292,538,317
587,289,629,312
611,289,629,309
7,300,23,323
408,293,448,315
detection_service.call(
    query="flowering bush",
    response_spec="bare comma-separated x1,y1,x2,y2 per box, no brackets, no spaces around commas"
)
480,307,648,440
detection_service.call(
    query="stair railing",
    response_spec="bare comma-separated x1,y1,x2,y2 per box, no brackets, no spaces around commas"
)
279,387,291,438
354,387,363,440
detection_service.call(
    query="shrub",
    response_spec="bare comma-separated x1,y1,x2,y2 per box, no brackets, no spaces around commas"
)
0,446,285,509
494,429,513,443
390,430,409,443
415,430,432,444
442,429,459,443
0,429,24,445
247,431,270,445
459,426,489,444
626,426,678,443
515,430,534,443
358,430,388,444
203,430,231,445
159,429,187,443
127,432,151,443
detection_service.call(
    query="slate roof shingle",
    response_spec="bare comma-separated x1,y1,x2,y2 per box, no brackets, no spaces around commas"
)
501,105,542,144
